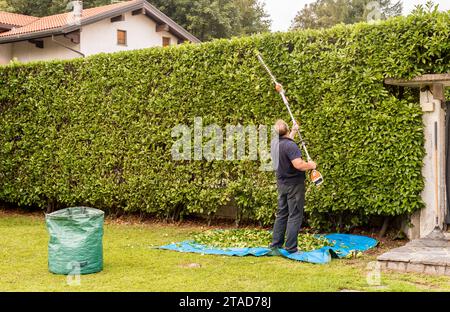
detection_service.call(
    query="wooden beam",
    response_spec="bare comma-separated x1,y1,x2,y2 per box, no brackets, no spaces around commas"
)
64,30,80,44
29,39,44,49
132,8,144,15
385,74,450,88
156,23,169,32
111,15,125,23
432,83,445,102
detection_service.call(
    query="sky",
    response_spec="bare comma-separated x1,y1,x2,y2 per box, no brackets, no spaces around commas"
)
263,0,450,32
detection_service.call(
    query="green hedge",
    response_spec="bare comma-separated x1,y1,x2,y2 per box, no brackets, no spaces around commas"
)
1,9,449,229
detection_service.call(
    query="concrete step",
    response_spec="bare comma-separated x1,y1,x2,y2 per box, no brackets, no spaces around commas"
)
377,238,450,276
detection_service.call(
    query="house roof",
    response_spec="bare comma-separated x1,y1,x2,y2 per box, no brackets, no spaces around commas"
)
0,11,38,28
0,0,200,43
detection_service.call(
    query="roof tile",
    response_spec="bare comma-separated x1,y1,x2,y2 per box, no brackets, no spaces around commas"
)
0,11,38,27
0,0,141,38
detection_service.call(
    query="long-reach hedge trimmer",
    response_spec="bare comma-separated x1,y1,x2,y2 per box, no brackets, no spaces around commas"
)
257,53,324,187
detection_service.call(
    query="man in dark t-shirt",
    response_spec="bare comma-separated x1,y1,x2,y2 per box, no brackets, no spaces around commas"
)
270,119,317,254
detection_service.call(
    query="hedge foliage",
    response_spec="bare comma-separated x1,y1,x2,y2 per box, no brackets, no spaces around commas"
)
1,9,449,229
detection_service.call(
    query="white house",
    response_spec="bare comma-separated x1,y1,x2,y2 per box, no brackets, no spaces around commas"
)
0,0,200,65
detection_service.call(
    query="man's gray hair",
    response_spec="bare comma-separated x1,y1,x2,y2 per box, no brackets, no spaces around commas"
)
274,119,289,136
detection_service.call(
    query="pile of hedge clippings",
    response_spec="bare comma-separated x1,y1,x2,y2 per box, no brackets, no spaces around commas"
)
192,229,333,251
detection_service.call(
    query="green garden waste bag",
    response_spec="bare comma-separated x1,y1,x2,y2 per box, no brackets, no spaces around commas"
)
46,207,104,275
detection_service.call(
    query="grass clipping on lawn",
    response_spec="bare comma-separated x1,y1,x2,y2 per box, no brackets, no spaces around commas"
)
192,229,333,251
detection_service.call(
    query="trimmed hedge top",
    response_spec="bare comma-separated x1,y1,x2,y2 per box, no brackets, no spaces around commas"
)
1,9,449,229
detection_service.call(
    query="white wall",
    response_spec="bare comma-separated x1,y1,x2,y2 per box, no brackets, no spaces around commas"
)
11,36,80,63
80,11,180,56
1,12,182,64
0,43,12,65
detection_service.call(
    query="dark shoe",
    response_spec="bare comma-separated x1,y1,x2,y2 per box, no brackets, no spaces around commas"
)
286,248,298,254
268,246,283,256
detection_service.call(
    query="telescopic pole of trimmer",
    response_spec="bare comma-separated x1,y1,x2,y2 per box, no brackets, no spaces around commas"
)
256,53,312,161
278,88,312,162
257,53,323,186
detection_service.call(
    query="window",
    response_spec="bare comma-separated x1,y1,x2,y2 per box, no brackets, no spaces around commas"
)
117,30,127,46
162,37,171,47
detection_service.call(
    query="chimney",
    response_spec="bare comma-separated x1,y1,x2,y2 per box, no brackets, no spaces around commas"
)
67,0,83,26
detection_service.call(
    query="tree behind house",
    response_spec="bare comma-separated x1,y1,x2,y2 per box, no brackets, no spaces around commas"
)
291,0,402,30
0,0,7,10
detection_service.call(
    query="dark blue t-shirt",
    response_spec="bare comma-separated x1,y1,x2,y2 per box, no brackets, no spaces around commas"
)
271,136,305,185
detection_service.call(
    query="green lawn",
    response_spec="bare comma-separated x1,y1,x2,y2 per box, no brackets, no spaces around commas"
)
1,211,449,292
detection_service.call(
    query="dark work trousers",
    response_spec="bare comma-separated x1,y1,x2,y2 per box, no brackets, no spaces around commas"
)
271,182,305,253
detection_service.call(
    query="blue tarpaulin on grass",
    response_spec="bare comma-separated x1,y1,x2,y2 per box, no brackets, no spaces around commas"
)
159,234,378,264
